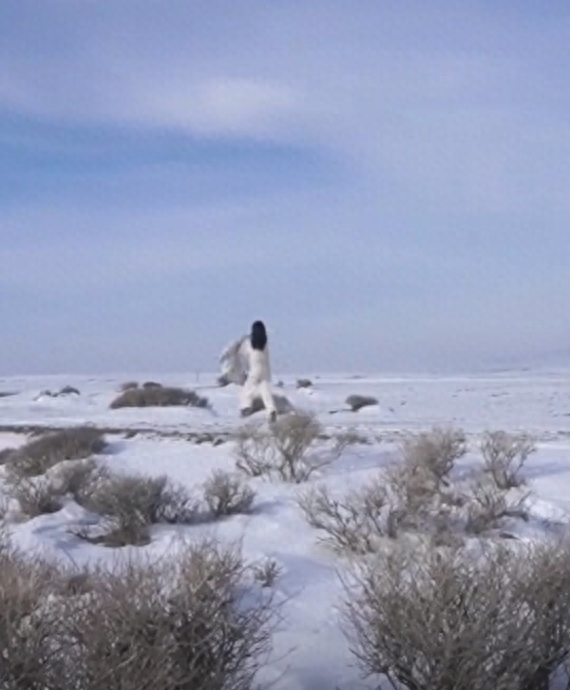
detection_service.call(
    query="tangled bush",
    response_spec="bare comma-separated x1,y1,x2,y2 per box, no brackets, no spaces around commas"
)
4,457,110,519
298,478,390,555
234,412,335,483
0,537,69,687
110,387,209,410
343,539,570,690
299,426,534,551
75,473,200,546
0,536,276,690
481,430,536,489
203,470,256,518
465,474,529,535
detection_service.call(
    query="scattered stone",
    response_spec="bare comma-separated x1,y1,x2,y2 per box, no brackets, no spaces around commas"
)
345,394,379,412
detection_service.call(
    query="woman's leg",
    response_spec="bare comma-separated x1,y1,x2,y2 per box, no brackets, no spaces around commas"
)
239,377,257,416
259,380,277,422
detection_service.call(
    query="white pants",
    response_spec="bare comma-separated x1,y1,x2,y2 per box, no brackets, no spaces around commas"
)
239,377,276,420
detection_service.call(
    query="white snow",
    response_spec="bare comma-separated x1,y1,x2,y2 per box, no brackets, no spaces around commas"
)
1,369,570,690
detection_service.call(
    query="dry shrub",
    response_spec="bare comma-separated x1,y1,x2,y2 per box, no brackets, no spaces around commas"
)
58,385,80,396
296,378,313,389
203,470,255,518
76,473,199,547
53,457,110,504
400,427,466,488
110,386,209,410
299,426,535,551
481,430,536,489
298,478,389,555
346,395,378,412
252,558,282,588
0,537,68,688
234,412,332,483
4,458,110,519
0,537,276,690
4,474,64,517
5,426,106,478
465,475,529,535
62,540,275,690
343,539,570,690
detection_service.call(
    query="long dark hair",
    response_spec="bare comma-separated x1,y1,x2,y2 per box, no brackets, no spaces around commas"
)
250,320,268,351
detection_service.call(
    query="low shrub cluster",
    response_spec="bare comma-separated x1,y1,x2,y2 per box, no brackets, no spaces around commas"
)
299,427,535,554
0,536,276,690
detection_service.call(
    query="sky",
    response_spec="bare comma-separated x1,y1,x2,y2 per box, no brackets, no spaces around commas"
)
1,0,569,376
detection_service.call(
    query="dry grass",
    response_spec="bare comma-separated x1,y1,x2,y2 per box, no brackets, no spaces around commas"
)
481,430,536,489
203,470,256,518
110,386,209,409
234,411,334,483
342,539,570,690
5,426,106,478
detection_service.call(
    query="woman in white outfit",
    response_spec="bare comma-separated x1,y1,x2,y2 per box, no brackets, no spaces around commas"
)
219,320,277,422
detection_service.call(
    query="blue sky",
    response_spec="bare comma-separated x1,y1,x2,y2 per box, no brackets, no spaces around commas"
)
1,0,569,375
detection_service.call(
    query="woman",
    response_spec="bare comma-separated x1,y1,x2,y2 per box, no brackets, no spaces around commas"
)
219,320,277,422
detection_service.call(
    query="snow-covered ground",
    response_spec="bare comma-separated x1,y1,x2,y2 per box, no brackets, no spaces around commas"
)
1,369,570,690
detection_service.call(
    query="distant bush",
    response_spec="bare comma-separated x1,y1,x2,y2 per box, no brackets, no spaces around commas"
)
37,385,80,398
346,394,378,412
342,539,570,690
119,380,139,391
142,381,162,389
5,427,107,478
296,379,313,389
110,386,209,410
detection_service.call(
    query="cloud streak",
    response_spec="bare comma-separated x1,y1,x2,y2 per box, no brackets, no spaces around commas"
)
1,0,569,374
